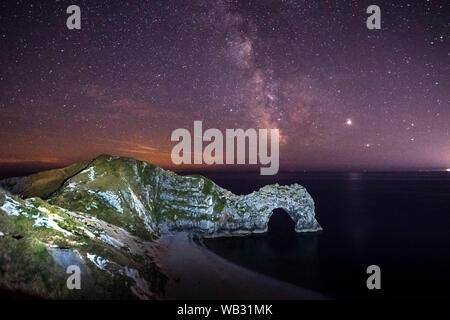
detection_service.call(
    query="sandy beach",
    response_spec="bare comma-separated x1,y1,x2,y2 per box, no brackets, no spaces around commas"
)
154,232,325,300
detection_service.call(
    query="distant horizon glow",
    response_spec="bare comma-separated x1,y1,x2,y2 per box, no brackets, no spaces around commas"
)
0,1,448,173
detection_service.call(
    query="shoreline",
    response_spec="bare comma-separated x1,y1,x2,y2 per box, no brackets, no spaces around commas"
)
153,232,325,300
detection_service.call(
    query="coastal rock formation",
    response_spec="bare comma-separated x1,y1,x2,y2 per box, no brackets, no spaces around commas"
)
0,155,321,299
2,155,321,237
0,187,166,299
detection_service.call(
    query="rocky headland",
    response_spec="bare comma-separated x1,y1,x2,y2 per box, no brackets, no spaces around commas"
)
0,155,321,299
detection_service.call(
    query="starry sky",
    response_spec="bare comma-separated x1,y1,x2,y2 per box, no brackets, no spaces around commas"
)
0,0,448,175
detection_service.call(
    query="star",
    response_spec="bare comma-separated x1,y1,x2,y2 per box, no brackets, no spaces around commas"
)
0,0,447,171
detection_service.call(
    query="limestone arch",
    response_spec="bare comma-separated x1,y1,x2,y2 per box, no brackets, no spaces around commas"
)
267,207,296,234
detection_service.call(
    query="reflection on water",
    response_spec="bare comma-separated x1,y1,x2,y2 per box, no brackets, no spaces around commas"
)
202,172,450,299
206,209,322,296
205,232,321,295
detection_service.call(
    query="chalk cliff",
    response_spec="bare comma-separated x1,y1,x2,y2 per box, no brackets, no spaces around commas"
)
0,155,321,299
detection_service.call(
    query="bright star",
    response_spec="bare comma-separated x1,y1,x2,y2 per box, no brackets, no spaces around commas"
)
346,119,352,126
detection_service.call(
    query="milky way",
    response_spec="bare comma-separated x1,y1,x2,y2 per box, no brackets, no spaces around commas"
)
0,0,448,173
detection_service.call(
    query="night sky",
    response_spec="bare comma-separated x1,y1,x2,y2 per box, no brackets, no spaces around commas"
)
0,0,448,174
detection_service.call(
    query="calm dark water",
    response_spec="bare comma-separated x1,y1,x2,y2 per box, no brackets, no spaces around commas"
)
200,171,450,299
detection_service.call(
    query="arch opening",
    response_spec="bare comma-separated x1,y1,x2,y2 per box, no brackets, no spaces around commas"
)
267,208,296,248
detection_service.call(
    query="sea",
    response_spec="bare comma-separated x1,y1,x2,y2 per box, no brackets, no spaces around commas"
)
197,171,450,299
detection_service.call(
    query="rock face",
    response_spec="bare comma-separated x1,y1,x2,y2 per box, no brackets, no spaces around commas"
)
0,187,166,299
0,155,321,299
157,182,320,236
